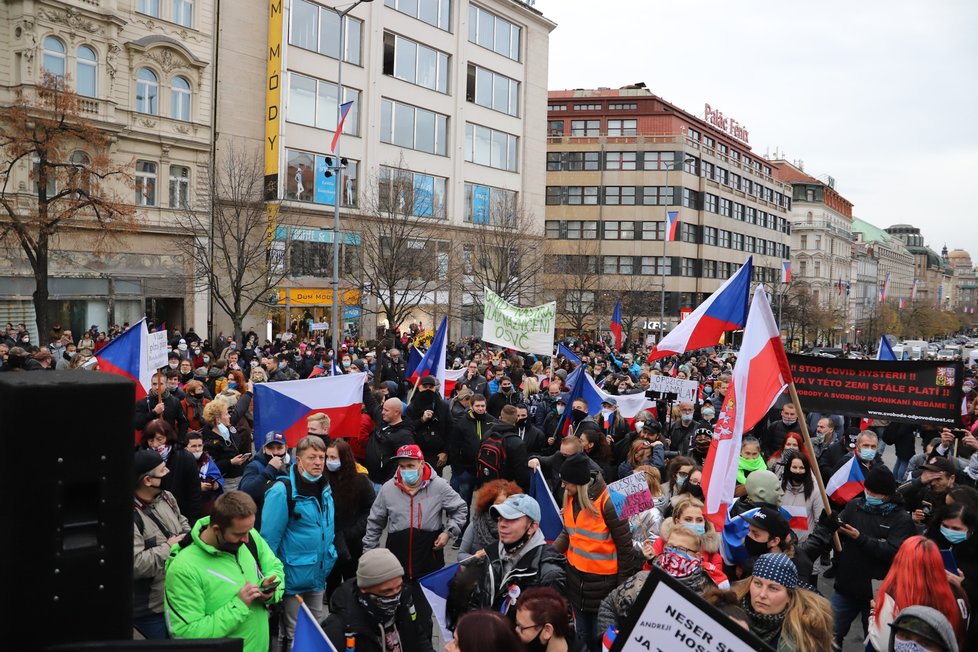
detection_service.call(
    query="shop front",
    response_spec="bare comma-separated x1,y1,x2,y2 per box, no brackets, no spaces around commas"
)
270,287,362,339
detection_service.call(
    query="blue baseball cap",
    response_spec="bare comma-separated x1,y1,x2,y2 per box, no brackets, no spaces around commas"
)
264,431,287,447
490,494,541,523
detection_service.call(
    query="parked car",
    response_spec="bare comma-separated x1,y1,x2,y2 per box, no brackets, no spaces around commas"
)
936,349,959,361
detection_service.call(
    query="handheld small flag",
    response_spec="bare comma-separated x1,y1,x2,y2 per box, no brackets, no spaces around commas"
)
610,300,623,351
530,467,564,542
292,599,340,651
825,455,866,504
330,100,354,154
665,210,680,242
419,563,461,644
95,318,153,399
877,335,896,361
557,342,582,366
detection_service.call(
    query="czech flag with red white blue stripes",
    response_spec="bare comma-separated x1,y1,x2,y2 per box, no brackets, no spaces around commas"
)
665,210,680,242
253,372,365,447
825,455,866,504
95,319,153,399
648,256,753,362
610,300,623,351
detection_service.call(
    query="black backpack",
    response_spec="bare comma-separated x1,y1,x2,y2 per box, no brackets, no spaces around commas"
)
477,431,509,481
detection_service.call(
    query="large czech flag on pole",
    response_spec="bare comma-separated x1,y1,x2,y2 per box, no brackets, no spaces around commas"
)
610,300,623,351
647,256,753,362
95,319,153,399
702,284,792,529
254,372,365,447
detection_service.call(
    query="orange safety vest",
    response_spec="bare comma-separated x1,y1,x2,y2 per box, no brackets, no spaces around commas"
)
563,489,618,575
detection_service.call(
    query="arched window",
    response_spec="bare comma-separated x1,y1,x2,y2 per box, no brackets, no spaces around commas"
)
70,151,93,197
42,37,66,78
76,46,97,97
170,76,191,121
136,68,159,114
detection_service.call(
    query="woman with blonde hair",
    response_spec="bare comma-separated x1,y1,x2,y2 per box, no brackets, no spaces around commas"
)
200,398,250,491
731,553,833,652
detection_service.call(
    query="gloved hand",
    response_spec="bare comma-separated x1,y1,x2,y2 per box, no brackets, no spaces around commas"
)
818,509,842,533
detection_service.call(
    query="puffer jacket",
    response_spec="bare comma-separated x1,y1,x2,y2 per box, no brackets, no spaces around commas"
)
133,490,190,617
363,463,467,579
553,475,643,613
466,530,567,614
449,410,494,473
365,419,415,484
323,578,435,652
260,466,337,595
164,517,284,652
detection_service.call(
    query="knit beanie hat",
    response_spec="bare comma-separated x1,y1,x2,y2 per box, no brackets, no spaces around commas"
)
134,449,164,487
560,453,593,486
891,605,959,652
357,549,404,589
864,466,897,496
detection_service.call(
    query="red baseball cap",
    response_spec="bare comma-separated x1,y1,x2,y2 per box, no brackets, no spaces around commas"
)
392,444,424,461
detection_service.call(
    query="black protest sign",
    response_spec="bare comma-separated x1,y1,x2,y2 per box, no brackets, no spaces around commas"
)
610,566,772,652
787,354,962,426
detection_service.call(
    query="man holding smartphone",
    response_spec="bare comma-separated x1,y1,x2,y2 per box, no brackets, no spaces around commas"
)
898,457,958,531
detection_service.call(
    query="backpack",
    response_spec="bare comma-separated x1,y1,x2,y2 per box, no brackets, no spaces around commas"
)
476,431,509,481
262,476,299,522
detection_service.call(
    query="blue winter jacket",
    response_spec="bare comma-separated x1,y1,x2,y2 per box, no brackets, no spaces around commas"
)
259,466,337,595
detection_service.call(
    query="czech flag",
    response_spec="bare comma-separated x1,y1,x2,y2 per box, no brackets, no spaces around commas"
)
665,210,679,242
419,562,460,644
610,300,623,351
95,318,153,399
826,455,865,504
292,598,339,652
781,261,791,283
877,335,896,361
530,467,564,542
555,365,655,437
557,342,581,366
702,285,792,529
330,100,354,154
647,257,753,362
879,271,891,303
720,504,794,564
910,278,919,300
404,345,425,383
253,372,365,447
783,504,809,533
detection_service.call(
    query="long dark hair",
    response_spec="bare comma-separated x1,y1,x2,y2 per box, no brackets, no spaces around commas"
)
453,610,526,652
780,449,814,499
326,439,368,522
580,429,613,464
926,502,978,542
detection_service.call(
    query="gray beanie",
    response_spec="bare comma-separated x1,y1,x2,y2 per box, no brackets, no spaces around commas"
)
891,605,959,652
356,549,404,589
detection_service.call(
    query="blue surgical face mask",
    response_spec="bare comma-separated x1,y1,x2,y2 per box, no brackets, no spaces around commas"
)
217,423,230,439
400,468,420,485
227,382,237,390
941,526,970,545
864,492,885,507
858,447,876,462
683,522,706,536
326,459,342,472
300,470,322,483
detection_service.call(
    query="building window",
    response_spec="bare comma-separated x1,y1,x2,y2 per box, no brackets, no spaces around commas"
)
641,222,662,241
605,152,637,170
171,76,191,121
703,260,718,278
69,151,92,197
75,46,97,97
641,256,670,275
464,123,518,171
169,165,190,208
814,261,821,277
681,258,697,277
719,230,731,248
173,0,193,27
682,188,698,209
703,135,715,149
684,156,698,174
603,221,634,240
136,68,159,114
551,152,599,171
135,160,157,206
701,161,714,179
604,187,636,205
42,37,66,78
546,186,561,204
573,104,601,110
643,151,676,170
465,63,519,116
680,223,697,243
468,4,521,61
641,186,674,206
464,182,516,225
545,221,561,239
570,120,600,136
290,0,362,64
547,104,568,111
703,226,717,246
719,198,731,217
744,236,755,253
607,119,637,136
604,256,634,275
287,149,360,206
704,194,718,213
608,103,637,110
384,0,450,31
687,128,701,141
548,120,564,136
377,166,447,217
565,187,599,205
730,172,741,190
715,167,728,185
745,207,756,224
137,0,160,17
384,33,450,94
733,203,744,221
288,75,362,135
732,233,744,251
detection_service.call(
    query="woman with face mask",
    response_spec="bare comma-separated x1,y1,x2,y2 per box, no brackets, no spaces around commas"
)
642,497,729,590
777,450,822,546
139,419,203,526
926,502,978,646
186,430,224,516
515,587,587,652
324,439,376,604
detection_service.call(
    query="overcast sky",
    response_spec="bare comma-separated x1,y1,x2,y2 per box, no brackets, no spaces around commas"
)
535,0,978,260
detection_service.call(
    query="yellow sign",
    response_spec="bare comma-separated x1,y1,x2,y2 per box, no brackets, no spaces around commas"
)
276,288,361,306
263,0,284,190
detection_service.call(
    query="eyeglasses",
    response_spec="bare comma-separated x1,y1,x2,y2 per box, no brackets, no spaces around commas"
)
515,623,544,634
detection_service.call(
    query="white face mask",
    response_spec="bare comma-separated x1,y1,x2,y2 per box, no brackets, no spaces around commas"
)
191,451,203,460
556,405,565,415
634,421,645,432
601,409,614,419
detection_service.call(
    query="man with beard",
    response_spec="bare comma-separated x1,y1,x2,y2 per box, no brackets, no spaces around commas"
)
406,375,451,474
761,403,802,458
135,372,189,441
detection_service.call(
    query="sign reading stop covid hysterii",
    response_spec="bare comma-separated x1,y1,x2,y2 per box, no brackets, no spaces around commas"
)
481,288,556,356
787,354,962,426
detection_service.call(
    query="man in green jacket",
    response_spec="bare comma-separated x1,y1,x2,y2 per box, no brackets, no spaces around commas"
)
164,491,284,652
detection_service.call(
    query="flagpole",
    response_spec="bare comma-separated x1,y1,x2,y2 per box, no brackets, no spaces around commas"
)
786,381,842,551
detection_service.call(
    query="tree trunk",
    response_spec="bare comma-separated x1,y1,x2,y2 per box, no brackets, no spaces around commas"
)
32,236,50,344
232,317,243,345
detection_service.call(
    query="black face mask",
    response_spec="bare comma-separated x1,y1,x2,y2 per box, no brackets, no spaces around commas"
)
524,633,548,652
572,408,588,423
502,524,534,554
787,471,807,485
745,535,770,557
686,484,704,500
516,418,528,429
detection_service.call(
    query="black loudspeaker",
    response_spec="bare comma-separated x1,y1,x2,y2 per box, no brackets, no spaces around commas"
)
0,371,136,649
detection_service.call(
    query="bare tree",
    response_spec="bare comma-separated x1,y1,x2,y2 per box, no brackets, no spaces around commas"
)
545,237,601,336
356,165,451,333
0,74,136,339
173,142,289,342
614,275,661,350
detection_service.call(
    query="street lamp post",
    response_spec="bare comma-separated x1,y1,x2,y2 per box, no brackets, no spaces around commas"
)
328,0,373,362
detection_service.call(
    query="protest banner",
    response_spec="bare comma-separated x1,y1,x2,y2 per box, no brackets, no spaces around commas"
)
611,566,772,652
787,354,962,426
481,287,556,356
645,375,699,403
607,473,654,519
309,322,329,331
145,330,170,370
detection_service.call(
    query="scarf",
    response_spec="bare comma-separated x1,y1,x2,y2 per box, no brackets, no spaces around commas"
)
471,511,498,553
966,452,978,482
740,593,786,646
737,456,768,484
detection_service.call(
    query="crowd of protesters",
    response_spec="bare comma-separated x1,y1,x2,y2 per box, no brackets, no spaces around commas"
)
3,318,977,651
